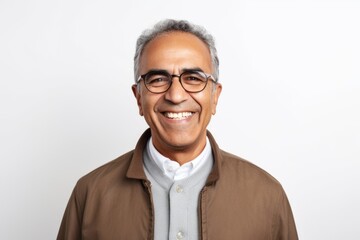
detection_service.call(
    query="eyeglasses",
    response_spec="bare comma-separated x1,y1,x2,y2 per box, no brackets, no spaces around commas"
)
136,70,217,94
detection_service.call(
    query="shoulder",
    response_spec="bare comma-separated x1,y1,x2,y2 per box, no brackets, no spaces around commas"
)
218,150,282,189
74,150,135,191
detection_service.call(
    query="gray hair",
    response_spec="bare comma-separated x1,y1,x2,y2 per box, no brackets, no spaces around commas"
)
133,19,219,82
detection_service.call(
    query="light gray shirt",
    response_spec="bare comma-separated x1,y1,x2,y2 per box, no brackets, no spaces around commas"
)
143,140,213,240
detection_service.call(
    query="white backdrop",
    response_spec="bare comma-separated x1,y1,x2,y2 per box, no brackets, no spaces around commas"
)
1,0,359,239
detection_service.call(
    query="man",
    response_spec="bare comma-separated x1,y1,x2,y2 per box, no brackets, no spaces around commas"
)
57,19,298,240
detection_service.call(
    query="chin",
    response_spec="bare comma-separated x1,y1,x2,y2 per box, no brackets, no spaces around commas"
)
163,132,202,149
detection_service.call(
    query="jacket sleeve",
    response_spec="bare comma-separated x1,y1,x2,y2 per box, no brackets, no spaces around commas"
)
57,184,84,240
275,189,299,240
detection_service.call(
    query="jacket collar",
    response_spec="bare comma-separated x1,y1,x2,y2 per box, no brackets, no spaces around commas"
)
126,128,221,184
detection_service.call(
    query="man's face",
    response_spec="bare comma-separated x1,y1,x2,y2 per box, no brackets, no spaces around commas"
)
132,31,222,160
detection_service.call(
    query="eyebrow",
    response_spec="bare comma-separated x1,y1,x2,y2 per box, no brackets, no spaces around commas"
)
143,67,206,75
181,67,206,73
141,69,168,75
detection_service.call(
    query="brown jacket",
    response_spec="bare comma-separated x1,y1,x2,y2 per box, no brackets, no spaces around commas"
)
57,129,298,240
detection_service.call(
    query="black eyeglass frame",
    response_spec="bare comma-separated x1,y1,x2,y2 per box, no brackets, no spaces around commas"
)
136,70,217,94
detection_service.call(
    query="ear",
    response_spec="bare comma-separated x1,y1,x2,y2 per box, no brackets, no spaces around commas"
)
132,84,144,116
211,83,222,115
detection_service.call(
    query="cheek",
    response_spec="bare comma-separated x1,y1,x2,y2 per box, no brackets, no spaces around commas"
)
141,94,160,116
194,92,214,115
140,99,154,126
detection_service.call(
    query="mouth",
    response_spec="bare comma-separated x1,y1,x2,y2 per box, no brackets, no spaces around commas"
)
163,112,194,120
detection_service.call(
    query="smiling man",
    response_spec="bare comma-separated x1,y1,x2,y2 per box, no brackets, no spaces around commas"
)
133,30,221,165
57,19,298,240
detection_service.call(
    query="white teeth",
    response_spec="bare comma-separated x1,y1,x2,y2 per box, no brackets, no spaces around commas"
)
164,112,193,120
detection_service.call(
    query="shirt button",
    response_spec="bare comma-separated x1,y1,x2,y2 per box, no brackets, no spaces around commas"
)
176,231,184,240
176,185,183,193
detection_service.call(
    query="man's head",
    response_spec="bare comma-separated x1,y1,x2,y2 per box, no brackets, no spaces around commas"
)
132,19,222,164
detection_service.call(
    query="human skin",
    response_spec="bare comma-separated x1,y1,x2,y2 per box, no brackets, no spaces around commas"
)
132,31,222,165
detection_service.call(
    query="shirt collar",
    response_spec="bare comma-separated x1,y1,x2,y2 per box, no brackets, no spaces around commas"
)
147,137,211,181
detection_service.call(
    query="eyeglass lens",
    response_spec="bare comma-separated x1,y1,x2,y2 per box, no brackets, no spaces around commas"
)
144,71,208,93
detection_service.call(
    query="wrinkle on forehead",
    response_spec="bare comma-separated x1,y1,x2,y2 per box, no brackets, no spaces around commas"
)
139,32,213,75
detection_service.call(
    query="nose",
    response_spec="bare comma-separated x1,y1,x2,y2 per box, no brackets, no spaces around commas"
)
164,75,189,104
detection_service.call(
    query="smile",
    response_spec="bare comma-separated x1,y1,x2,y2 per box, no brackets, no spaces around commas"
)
163,112,194,120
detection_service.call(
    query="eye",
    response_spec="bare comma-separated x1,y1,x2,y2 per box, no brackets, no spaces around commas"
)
145,74,170,87
181,72,206,85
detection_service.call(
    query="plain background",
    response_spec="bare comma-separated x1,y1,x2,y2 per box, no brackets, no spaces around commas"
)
1,0,359,239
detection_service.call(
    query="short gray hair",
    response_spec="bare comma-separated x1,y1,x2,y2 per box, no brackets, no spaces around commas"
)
133,19,219,82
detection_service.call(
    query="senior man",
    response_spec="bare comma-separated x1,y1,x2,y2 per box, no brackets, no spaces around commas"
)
57,19,298,240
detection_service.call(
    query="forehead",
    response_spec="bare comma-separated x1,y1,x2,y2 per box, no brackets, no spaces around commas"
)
139,31,212,72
